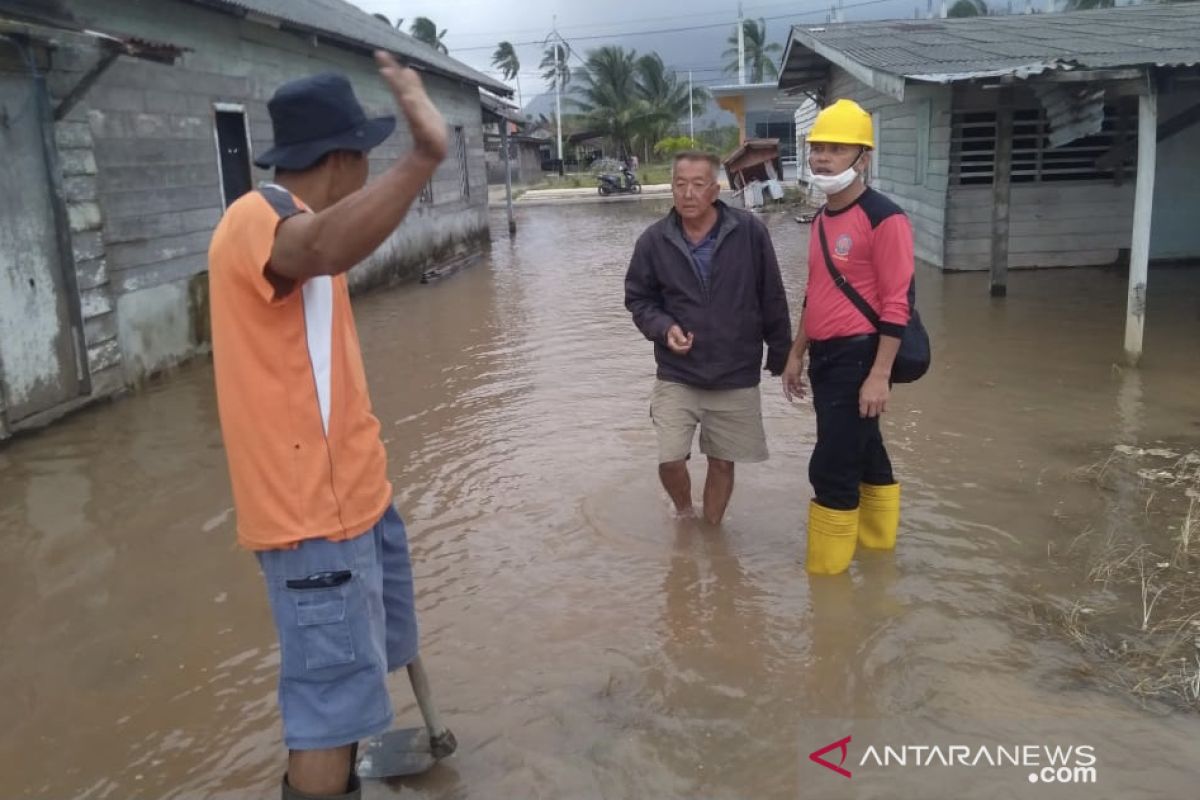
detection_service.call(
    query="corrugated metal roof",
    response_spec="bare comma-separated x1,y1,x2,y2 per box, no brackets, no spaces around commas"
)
785,4,1200,88
480,90,522,123
186,0,512,96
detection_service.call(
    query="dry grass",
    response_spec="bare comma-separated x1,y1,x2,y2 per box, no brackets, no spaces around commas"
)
1050,447,1200,710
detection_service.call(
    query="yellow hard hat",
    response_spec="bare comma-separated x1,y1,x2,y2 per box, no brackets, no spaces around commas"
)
808,99,874,149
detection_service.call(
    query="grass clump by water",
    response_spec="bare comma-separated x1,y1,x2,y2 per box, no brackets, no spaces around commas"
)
1043,447,1200,710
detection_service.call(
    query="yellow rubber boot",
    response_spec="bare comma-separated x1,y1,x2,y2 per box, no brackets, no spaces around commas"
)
805,501,859,575
858,482,900,550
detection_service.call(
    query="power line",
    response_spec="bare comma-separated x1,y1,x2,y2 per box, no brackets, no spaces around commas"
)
431,0,843,45
448,0,895,54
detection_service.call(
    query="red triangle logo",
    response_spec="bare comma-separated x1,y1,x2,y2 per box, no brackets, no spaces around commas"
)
809,735,853,779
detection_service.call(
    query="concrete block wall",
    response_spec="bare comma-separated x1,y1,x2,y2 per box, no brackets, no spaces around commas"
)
0,41,123,430
51,102,124,396
52,0,493,384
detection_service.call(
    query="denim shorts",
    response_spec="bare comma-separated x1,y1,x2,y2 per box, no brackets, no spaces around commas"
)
256,505,418,750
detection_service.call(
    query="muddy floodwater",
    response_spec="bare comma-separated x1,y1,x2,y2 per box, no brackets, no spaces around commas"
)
2,200,1199,799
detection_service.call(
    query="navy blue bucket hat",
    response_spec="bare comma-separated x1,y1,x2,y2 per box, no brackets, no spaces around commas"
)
255,72,395,170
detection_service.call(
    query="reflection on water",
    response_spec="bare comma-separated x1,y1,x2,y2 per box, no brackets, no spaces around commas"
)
1,200,1198,798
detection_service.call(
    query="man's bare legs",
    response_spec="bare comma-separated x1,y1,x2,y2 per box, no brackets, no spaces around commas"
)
286,746,354,796
703,457,734,525
661,457,735,524
659,460,695,518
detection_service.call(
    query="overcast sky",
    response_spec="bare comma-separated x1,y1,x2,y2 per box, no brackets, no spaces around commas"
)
348,0,932,102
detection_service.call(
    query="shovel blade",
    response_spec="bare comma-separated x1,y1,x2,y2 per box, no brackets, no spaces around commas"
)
356,727,437,778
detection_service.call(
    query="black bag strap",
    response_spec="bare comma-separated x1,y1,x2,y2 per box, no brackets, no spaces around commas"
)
817,212,882,330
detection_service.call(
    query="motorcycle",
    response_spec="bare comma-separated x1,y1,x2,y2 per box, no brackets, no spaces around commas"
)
597,168,641,196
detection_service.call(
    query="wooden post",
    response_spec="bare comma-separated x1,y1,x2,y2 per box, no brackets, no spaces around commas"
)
500,120,516,236
990,88,1013,298
1124,85,1157,366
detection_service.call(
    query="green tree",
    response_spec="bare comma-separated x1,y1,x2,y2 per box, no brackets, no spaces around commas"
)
409,17,447,53
539,42,572,91
491,41,520,81
635,53,710,156
948,0,988,16
492,41,522,106
696,124,740,155
722,18,783,83
571,46,662,158
654,136,704,158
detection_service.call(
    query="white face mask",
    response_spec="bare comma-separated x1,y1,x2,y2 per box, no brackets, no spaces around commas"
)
809,150,865,195
809,165,861,195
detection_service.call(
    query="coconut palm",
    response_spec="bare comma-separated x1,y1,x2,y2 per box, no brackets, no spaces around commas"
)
539,41,571,91
723,18,783,83
635,53,710,152
492,41,522,106
492,41,520,81
409,17,447,54
571,46,665,159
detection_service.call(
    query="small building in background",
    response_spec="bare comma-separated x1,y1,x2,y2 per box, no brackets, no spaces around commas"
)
0,0,511,438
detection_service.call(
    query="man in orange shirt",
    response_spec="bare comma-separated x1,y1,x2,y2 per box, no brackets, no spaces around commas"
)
208,53,447,800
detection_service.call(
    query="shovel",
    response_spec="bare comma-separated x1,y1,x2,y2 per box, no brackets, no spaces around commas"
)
355,655,458,778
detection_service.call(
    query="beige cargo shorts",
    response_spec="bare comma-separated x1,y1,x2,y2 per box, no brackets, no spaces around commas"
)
649,379,769,464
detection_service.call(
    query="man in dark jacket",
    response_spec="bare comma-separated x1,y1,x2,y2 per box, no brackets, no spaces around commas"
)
625,151,792,525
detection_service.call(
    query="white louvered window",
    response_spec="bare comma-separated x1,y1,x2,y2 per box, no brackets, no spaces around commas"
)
951,105,1130,186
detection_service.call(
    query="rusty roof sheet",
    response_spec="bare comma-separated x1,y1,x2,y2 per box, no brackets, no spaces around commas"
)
0,12,186,63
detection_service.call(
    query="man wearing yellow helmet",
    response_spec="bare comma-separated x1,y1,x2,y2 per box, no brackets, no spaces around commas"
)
781,99,915,575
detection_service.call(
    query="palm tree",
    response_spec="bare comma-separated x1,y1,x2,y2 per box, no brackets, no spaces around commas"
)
635,53,710,153
492,42,520,81
948,0,988,15
539,42,571,92
409,17,447,54
723,19,783,83
572,46,664,159
492,41,522,106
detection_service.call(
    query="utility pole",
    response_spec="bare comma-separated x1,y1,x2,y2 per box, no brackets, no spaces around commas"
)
500,118,516,235
553,17,563,166
689,70,694,141
554,38,562,163
737,1,745,85
545,16,566,171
